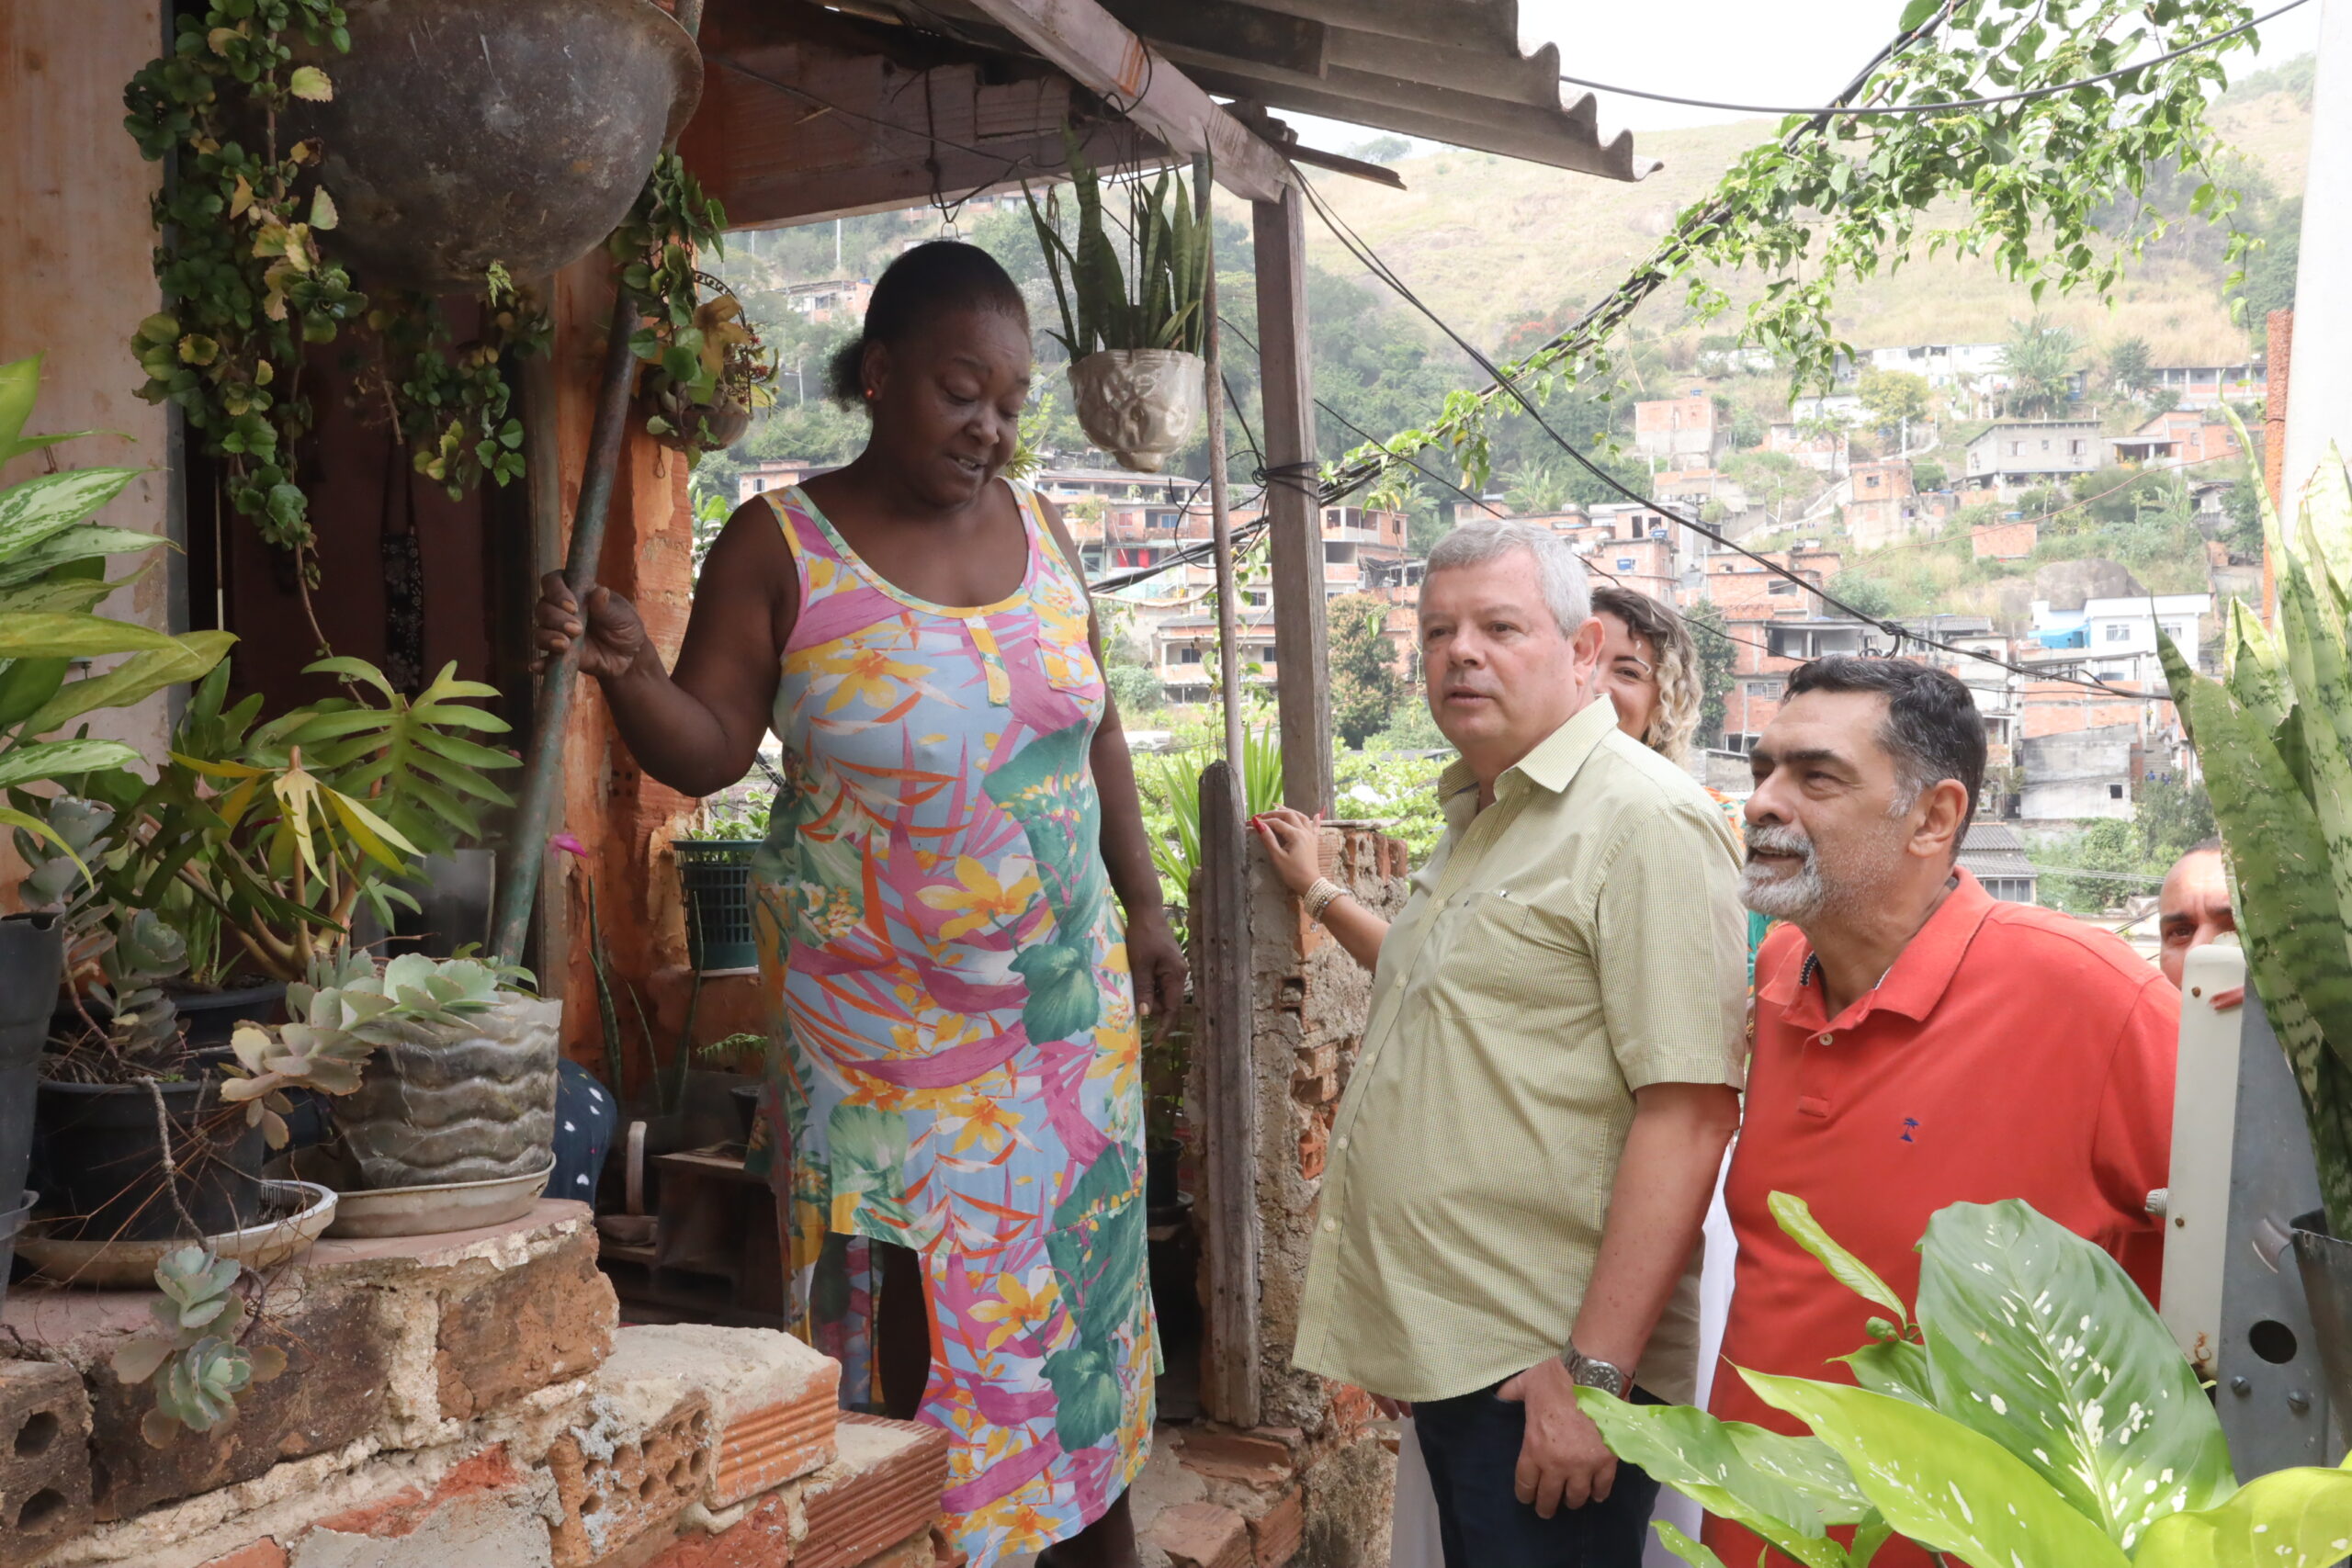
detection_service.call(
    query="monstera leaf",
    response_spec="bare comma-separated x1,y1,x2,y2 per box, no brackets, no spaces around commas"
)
1042,1343,1123,1452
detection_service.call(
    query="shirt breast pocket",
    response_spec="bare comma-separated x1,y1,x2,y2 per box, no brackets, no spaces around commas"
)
1431,888,1541,1019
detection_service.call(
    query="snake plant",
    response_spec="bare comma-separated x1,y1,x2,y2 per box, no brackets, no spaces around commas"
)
2160,416,2352,1236
1024,140,1209,359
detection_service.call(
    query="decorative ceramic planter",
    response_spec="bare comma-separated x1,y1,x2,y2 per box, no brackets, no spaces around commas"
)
286,0,702,291
1067,349,1205,474
333,994,561,1190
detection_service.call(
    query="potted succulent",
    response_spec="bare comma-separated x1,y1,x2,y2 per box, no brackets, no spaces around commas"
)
2159,426,2352,1413
1025,144,1209,473
0,354,234,1292
225,948,559,1224
1585,1193,2352,1567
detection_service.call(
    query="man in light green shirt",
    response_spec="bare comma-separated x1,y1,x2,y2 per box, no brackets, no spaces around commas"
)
1272,521,1746,1568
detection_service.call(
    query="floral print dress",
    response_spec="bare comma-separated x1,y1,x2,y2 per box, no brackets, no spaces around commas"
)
744,482,1152,1566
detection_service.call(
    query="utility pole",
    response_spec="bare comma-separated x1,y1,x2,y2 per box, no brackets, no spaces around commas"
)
2281,0,2351,519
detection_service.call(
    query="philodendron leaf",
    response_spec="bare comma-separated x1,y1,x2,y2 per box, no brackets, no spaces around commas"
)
1770,1190,1910,1325
1742,1370,2131,1568
1917,1201,2233,1547
2133,1462,2352,1568
1837,1337,1932,1406
1575,1389,1868,1568
1648,1521,1728,1568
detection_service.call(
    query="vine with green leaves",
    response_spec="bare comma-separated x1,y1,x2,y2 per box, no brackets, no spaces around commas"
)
122,0,548,622
1329,0,2272,505
612,153,777,456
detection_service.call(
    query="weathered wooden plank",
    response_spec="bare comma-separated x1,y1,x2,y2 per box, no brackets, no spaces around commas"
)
1195,760,1261,1427
960,0,1292,201
1251,183,1334,814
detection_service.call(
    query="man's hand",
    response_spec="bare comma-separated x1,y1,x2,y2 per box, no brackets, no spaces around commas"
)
1496,1358,1617,1517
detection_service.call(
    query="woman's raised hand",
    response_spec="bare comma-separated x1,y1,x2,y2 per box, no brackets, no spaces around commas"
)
1251,807,1327,897
532,571,650,681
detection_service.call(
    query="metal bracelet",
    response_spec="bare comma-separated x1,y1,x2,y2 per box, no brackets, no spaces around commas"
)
1304,877,1348,923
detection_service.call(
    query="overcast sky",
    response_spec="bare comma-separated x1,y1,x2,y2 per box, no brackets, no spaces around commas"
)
1292,0,2320,148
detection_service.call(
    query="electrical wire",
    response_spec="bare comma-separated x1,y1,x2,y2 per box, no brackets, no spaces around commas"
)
1286,163,2176,704
1556,0,2303,117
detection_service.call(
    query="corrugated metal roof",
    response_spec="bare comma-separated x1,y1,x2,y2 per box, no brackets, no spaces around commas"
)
856,0,1655,181
1959,821,2037,881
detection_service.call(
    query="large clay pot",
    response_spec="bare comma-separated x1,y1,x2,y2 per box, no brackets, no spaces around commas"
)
332,994,560,1190
287,0,703,292
1067,349,1205,474
0,913,62,1301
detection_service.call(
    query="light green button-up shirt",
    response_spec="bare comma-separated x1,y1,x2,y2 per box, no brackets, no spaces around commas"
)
1292,696,1747,1404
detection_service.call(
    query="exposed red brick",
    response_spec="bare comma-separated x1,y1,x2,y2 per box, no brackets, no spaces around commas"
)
1297,1118,1327,1182
797,1415,949,1568
639,1484,797,1568
312,1444,525,1539
1247,1486,1304,1568
1150,1501,1252,1568
435,1224,616,1420
1289,1070,1336,1105
1175,1429,1295,1493
196,1542,288,1568
853,1528,939,1568
710,1368,841,1507
928,1521,968,1566
550,1396,716,1567
1327,1382,1376,1438
1292,1043,1337,1079
0,1359,92,1567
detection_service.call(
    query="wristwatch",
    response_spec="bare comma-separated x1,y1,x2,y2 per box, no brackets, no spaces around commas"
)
1561,1343,1630,1399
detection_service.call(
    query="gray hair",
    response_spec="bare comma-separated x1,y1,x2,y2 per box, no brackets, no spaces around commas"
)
1423,521,1592,637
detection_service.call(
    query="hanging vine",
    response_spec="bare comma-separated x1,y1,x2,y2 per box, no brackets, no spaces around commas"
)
609,153,776,457
1329,0,2271,502
123,0,548,603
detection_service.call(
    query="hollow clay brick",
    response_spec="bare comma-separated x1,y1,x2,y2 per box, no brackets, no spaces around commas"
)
1246,1485,1304,1568
0,1359,94,1567
795,1414,949,1568
548,1394,715,1567
595,1323,841,1509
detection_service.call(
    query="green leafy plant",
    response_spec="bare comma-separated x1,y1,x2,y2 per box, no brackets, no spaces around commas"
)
1584,1193,2352,1568
2160,423,2352,1235
122,3,548,595
611,155,773,456
108,1244,286,1447
62,658,516,986
1136,723,1282,897
220,947,530,1144
1329,0,2270,502
1025,145,1209,358
0,355,236,860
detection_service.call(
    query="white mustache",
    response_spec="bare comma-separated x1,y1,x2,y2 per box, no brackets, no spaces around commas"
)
1745,822,1814,862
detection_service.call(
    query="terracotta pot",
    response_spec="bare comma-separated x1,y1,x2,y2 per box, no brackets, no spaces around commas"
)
287,0,702,291
332,994,561,1190
1067,349,1205,474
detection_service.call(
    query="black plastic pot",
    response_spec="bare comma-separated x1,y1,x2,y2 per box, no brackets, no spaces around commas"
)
31,1076,264,1243
166,981,288,1052
0,913,62,1304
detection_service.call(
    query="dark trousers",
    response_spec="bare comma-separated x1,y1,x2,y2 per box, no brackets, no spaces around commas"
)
1413,1382,1665,1568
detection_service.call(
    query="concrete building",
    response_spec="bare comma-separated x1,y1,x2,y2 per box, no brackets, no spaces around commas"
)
1766,422,1849,476
2027,592,2208,690
2021,722,2139,820
781,276,873,322
1634,394,1719,464
2146,360,2265,411
1959,821,2039,903
1844,458,1921,550
1962,420,2104,495
2107,407,2245,468
1973,516,2040,560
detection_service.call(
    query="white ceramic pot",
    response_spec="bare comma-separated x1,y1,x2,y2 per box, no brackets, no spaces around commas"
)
1067,349,1205,474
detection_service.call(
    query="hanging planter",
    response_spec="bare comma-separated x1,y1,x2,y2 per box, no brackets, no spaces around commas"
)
1067,349,1205,475
285,0,704,292
1028,143,1209,474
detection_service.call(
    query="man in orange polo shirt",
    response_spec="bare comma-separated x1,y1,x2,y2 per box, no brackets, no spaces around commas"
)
1705,657,2177,1568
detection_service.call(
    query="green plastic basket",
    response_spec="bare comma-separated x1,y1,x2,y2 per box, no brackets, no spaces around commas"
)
673,840,759,971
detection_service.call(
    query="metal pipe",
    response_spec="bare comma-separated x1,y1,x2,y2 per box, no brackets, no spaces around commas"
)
490,293,641,966
1196,153,1245,773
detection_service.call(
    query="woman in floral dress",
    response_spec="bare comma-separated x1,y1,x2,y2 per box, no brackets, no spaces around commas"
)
532,243,1186,1568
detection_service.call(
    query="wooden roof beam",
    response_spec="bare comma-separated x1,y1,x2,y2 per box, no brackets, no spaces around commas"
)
959,0,1295,201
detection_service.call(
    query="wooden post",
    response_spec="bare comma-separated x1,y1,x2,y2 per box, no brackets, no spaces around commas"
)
1196,154,1246,770
1196,760,1261,1427
1251,179,1332,813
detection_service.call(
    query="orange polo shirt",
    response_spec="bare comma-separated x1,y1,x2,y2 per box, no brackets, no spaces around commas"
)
1705,870,2176,1568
